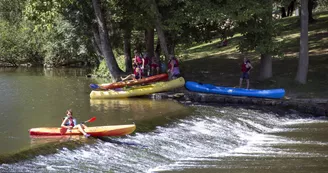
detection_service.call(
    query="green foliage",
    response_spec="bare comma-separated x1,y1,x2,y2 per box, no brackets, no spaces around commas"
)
0,0,26,24
42,16,92,67
22,0,98,67
0,19,44,66
235,0,281,55
93,60,110,78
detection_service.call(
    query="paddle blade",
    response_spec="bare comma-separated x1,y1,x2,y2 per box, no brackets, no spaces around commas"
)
86,117,96,123
90,84,99,90
60,127,68,135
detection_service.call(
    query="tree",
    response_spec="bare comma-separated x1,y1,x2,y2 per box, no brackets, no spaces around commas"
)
92,0,124,81
236,0,279,80
148,0,170,61
295,0,309,84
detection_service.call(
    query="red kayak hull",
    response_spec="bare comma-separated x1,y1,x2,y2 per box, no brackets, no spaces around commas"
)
101,73,169,90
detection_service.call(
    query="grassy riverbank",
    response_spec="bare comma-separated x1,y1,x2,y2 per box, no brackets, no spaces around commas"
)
178,11,328,99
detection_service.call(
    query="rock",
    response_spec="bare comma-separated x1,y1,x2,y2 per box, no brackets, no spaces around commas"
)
149,91,328,117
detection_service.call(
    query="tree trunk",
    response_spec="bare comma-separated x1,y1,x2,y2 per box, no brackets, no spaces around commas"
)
149,0,170,62
155,40,161,62
308,0,315,23
91,24,102,65
281,7,287,18
92,0,123,81
259,1,273,81
259,54,272,80
145,27,155,58
295,0,309,84
287,0,295,16
123,29,132,73
166,32,176,55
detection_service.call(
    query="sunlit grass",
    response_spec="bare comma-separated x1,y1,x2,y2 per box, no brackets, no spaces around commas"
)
178,11,328,98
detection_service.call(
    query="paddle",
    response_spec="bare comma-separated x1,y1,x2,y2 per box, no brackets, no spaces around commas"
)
90,84,100,90
60,117,97,135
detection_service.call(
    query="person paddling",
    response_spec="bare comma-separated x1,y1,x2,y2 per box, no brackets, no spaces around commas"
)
61,109,90,137
239,57,253,89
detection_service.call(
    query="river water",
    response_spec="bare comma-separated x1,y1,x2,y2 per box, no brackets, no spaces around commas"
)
1,67,328,173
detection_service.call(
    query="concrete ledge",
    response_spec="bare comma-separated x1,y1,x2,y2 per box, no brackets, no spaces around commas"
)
149,90,328,117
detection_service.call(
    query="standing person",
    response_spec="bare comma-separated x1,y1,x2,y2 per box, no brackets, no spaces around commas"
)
133,50,144,79
150,56,160,75
167,55,180,79
143,53,151,77
61,109,90,137
239,57,253,89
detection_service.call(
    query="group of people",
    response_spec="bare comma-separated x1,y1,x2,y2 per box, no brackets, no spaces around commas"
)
123,50,252,89
63,57,252,138
121,50,181,81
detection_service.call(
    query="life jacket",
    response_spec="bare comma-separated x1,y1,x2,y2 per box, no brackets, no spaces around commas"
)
133,68,141,79
144,57,150,66
63,116,76,126
168,58,179,69
222,39,228,46
241,61,251,72
135,56,143,65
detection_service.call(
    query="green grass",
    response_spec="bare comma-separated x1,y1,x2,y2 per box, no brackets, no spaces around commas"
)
178,11,328,99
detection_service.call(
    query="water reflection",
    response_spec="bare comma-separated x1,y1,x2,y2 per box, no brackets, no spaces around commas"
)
0,67,92,77
30,135,87,147
90,98,189,121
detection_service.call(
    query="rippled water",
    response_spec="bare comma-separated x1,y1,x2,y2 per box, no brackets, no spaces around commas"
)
1,105,327,173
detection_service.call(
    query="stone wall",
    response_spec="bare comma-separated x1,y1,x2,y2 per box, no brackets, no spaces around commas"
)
149,90,328,117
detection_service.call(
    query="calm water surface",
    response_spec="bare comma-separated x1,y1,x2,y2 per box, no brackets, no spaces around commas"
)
0,67,189,154
1,67,328,173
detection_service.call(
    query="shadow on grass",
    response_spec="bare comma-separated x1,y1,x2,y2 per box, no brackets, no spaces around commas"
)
177,11,328,98
180,36,241,59
180,50,328,98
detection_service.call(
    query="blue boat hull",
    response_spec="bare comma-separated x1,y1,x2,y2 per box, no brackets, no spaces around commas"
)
185,81,285,99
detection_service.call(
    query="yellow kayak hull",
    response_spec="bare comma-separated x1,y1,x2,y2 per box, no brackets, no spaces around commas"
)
90,77,185,99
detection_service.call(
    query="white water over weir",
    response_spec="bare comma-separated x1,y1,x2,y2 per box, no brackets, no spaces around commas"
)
1,105,328,173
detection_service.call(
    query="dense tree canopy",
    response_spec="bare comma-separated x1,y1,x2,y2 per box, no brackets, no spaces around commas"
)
1,0,326,81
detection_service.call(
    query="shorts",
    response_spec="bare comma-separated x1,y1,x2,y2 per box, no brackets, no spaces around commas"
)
151,64,159,68
240,72,249,79
169,73,181,79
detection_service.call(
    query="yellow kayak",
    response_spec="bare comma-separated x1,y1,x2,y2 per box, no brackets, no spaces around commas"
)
90,77,185,99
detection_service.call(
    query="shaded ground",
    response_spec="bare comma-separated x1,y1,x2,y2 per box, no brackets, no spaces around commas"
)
178,11,328,99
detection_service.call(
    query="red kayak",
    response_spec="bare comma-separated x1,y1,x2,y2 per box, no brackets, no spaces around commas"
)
90,73,169,90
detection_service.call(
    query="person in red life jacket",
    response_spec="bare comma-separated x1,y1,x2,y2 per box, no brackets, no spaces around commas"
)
121,66,142,81
239,57,253,89
222,39,228,46
150,56,160,76
61,109,90,137
143,53,151,77
219,39,228,47
167,55,181,79
133,50,144,78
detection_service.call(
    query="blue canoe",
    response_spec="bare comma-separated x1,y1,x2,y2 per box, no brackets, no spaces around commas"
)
185,81,285,99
